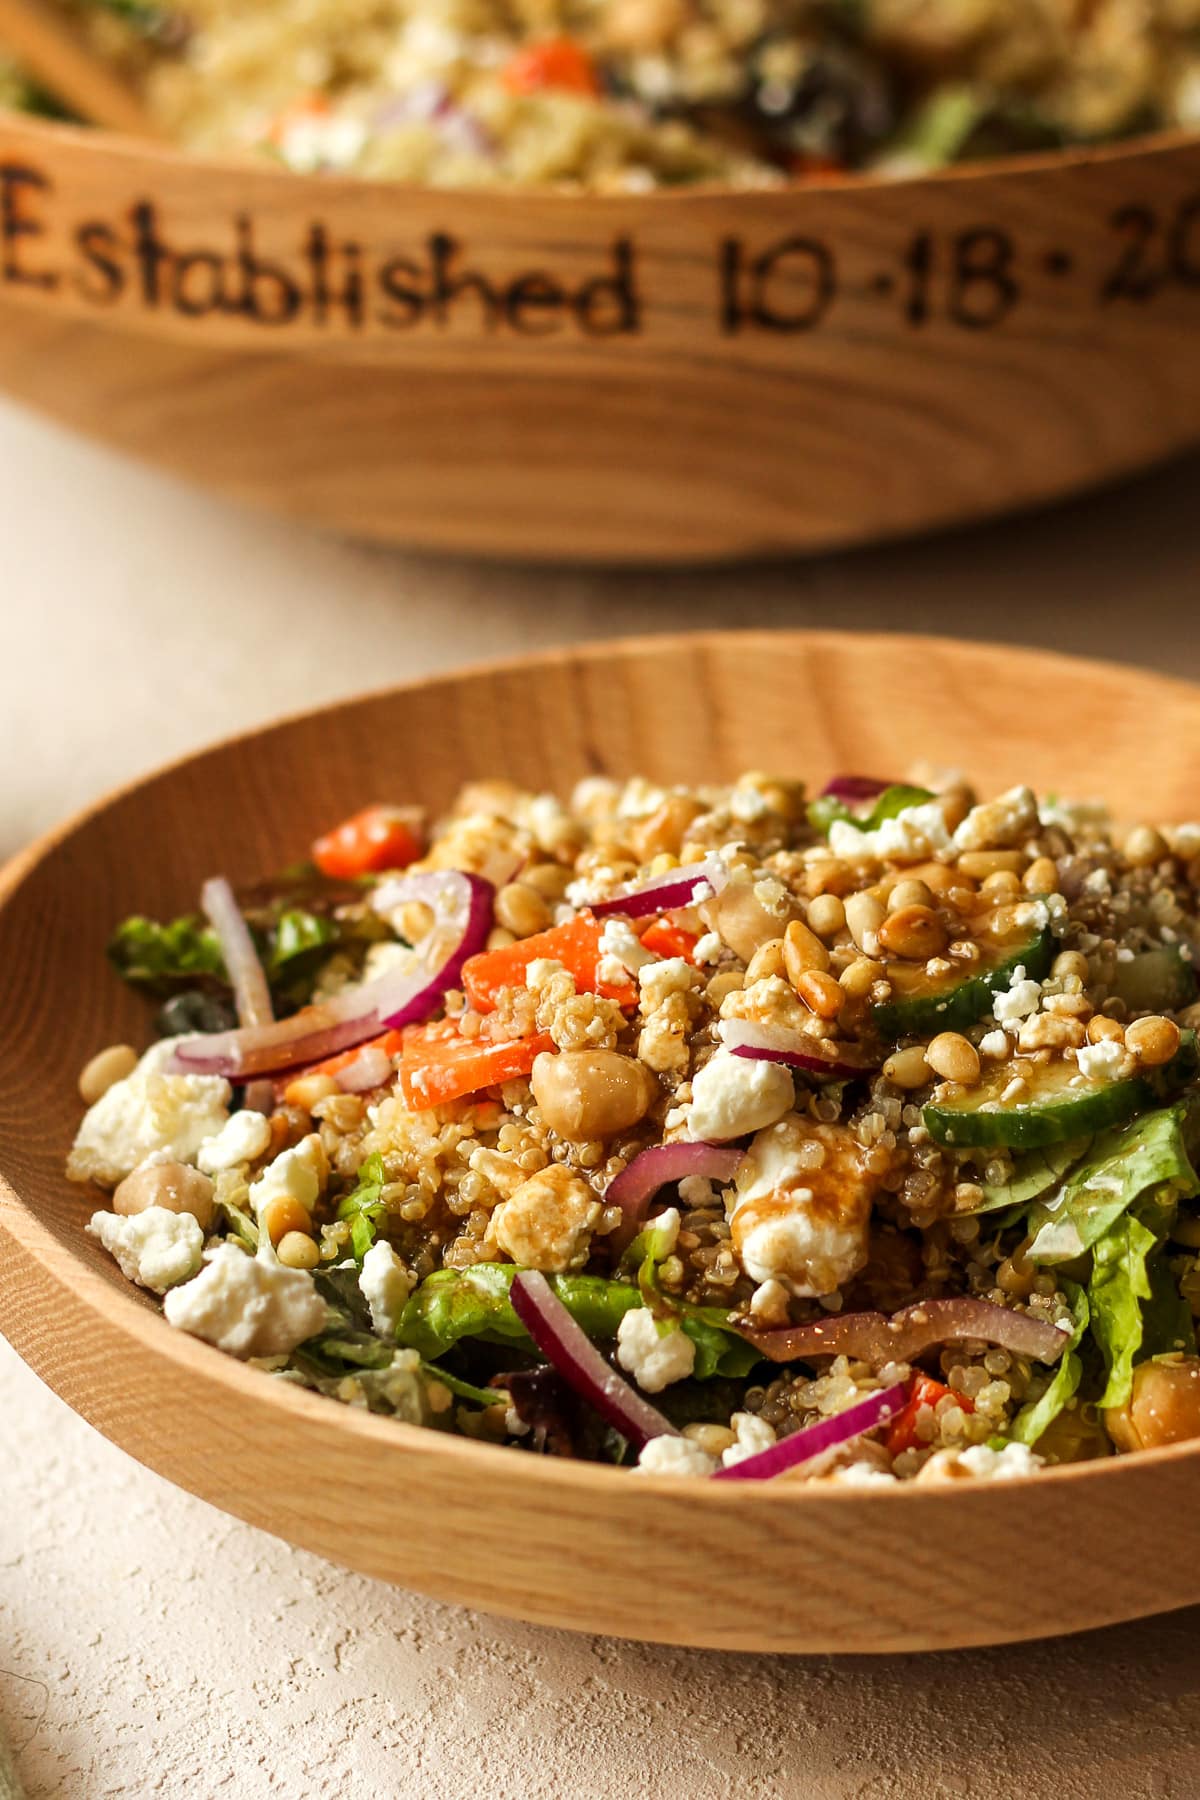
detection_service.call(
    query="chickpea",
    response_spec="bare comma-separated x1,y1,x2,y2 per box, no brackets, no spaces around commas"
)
1124,1015,1181,1067
78,1043,138,1106
531,1049,658,1141
877,905,948,962
806,893,845,940
276,1230,320,1270
522,862,571,901
113,1161,215,1230
699,882,797,962
926,1032,981,1085
1105,1357,1200,1452
495,881,551,938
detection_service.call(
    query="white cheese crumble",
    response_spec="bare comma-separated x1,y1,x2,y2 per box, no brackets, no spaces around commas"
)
929,1442,1044,1482
645,1206,681,1254
979,1030,1009,1059
830,1462,899,1488
525,956,568,993
634,1435,717,1477
828,800,953,865
953,785,1037,852
638,957,699,1010
730,787,770,823
730,1118,870,1297
358,1239,415,1337
693,932,722,965
67,1037,231,1190
616,776,668,820
1076,1038,1130,1081
597,917,658,988
615,1307,696,1393
687,1051,794,1143
198,1109,273,1175
992,967,1043,1029
87,1205,204,1294
163,1243,328,1358
248,1137,325,1219
720,1411,776,1469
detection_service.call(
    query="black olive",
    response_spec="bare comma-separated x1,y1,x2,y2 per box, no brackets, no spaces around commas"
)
156,989,238,1038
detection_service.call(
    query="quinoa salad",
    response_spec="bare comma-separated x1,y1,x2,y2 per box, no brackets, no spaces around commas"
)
7,1,1200,190
69,770,1200,1485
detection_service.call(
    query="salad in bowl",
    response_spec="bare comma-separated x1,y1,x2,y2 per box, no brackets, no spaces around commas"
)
69,768,1200,1485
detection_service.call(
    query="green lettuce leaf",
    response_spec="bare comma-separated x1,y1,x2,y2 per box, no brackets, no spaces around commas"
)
1009,1281,1088,1447
1139,1253,1196,1361
1027,1105,1199,1264
336,1152,388,1262
397,1262,757,1380
978,1141,1090,1214
806,784,934,839
1089,1213,1157,1409
108,913,224,995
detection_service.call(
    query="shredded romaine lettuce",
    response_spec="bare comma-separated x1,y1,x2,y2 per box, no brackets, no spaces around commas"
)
1009,1282,1088,1446
336,1152,388,1261
1027,1105,1199,1264
806,784,934,839
1089,1213,1157,1409
978,1141,1090,1214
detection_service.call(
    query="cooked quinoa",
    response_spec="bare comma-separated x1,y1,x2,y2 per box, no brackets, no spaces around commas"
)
69,768,1200,1483
9,0,1200,188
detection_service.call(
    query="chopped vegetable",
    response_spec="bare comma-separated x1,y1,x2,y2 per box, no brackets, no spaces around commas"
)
462,912,637,1011
886,1373,975,1458
738,1296,1071,1368
591,857,728,922
397,1023,554,1108
712,1384,907,1482
1090,1213,1158,1410
501,38,601,98
1010,1282,1088,1448
807,783,933,838
873,906,1054,1041
312,805,423,880
639,919,699,962
1026,1105,1199,1263
336,1150,388,1260
604,1142,743,1240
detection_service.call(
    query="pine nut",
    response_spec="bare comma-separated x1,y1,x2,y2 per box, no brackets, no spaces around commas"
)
276,1230,320,1270
522,862,571,900
1087,1015,1125,1044
782,917,830,984
845,891,885,954
877,905,948,961
1124,826,1169,868
957,851,1026,879
486,927,517,951
883,1046,932,1089
925,1032,981,1085
839,956,877,997
78,1043,138,1106
805,893,845,939
1125,1015,1181,1067
887,878,937,913
260,1193,314,1244
1023,857,1059,894
1052,950,1090,982
980,871,1022,901
745,939,787,984
795,969,845,1019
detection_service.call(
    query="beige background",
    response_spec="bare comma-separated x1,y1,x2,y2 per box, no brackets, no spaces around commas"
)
2,401,1200,1798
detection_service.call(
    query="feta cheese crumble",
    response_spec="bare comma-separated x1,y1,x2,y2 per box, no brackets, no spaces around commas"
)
615,1307,696,1392
1076,1038,1130,1081
87,1205,204,1294
358,1240,416,1337
687,1051,794,1143
164,1243,328,1358
67,1038,231,1190
198,1109,273,1174
634,1436,718,1477
828,800,953,864
992,967,1043,1029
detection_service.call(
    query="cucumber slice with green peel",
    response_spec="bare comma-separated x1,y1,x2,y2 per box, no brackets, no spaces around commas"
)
1099,945,1197,1015
924,1031,1199,1150
872,904,1055,1041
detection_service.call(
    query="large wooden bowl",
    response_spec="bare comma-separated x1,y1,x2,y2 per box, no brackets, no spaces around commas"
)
4,629,1200,1654
2,114,1200,559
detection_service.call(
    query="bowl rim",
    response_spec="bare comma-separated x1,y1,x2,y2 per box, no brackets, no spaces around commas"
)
5,624,1200,1510
2,102,1198,208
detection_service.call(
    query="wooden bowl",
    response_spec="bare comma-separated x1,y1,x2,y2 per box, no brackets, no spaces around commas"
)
4,628,1200,1654
2,113,1200,560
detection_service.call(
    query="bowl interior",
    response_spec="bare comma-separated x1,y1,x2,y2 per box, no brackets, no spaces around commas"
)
6,628,1200,1653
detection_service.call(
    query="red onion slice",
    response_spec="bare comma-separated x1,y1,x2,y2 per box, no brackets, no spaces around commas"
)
510,1271,678,1452
169,872,493,1080
591,856,728,921
712,1383,906,1482
605,1142,743,1240
721,1020,879,1080
201,876,275,1113
738,1297,1071,1369
820,776,893,805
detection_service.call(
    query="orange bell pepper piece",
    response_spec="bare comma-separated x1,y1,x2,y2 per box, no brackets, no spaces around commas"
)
886,1373,975,1459
461,912,638,1013
639,918,700,962
311,806,424,880
398,1024,555,1109
501,37,600,97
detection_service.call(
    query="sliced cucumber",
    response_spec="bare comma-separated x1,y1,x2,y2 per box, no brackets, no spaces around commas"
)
872,904,1054,1041
1100,945,1197,1015
925,1031,1198,1150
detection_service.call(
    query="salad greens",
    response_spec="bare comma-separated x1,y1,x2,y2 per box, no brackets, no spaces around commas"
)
1010,1282,1088,1447
806,784,935,839
1026,1105,1199,1264
336,1152,388,1261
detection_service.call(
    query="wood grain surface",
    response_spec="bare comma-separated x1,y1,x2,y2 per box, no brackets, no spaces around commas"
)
1,116,1200,557
3,630,1200,1654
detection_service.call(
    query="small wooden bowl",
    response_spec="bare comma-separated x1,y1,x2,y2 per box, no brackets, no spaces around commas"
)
4,629,1200,1654
2,114,1200,559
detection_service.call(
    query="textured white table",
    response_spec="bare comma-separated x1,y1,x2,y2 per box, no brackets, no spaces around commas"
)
3,401,1200,1799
